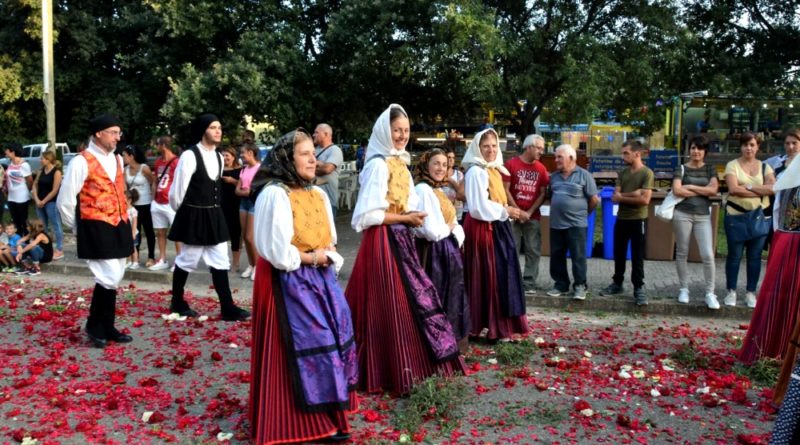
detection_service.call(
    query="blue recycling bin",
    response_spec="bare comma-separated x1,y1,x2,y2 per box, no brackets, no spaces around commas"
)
600,186,631,260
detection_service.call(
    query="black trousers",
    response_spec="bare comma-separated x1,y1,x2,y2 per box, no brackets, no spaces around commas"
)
612,218,646,289
135,204,156,260
7,200,30,236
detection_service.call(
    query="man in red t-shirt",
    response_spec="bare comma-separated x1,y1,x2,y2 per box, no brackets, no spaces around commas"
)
503,134,550,293
148,136,182,270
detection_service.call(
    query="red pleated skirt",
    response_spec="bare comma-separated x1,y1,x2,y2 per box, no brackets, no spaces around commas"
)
463,215,528,340
739,231,800,364
345,225,465,396
249,258,358,445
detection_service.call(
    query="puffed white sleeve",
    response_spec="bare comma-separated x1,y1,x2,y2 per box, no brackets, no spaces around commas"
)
56,155,89,229
168,151,196,212
254,185,302,271
465,167,508,222
351,159,390,232
414,183,451,242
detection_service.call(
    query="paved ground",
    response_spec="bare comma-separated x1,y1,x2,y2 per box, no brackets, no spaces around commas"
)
41,210,764,320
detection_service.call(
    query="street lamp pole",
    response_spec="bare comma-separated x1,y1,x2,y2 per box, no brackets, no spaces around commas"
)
42,0,56,152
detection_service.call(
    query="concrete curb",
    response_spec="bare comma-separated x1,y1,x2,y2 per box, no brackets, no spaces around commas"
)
42,262,174,285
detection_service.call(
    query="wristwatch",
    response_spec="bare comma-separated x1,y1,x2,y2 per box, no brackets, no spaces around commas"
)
745,184,753,191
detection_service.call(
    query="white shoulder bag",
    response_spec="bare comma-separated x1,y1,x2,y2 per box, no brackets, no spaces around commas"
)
655,165,685,222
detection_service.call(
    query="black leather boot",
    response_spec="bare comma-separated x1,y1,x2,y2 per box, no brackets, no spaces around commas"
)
210,267,250,321
170,265,198,317
86,284,108,348
104,288,132,343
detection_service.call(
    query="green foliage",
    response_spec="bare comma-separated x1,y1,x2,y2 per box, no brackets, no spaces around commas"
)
733,358,781,388
494,340,536,367
670,341,710,369
393,374,469,436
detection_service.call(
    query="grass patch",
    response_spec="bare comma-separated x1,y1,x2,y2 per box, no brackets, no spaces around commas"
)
670,341,711,370
733,358,781,388
46,304,66,313
393,374,469,436
495,340,536,367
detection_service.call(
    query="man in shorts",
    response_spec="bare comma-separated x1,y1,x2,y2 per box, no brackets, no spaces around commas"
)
149,135,182,270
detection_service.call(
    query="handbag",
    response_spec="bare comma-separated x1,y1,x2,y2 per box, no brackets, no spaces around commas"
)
724,162,772,242
655,166,685,222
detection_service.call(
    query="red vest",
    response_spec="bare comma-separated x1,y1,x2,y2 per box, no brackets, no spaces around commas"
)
79,151,129,226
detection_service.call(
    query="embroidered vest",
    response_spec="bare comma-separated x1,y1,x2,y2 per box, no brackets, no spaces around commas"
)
79,151,128,226
487,167,507,205
386,157,411,214
286,186,333,252
433,188,456,224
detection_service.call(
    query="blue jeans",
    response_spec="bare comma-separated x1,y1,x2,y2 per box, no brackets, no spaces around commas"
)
725,234,766,292
24,245,44,263
35,201,63,251
550,227,588,291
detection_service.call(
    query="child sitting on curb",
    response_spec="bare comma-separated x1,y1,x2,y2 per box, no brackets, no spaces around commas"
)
14,219,53,275
0,223,22,271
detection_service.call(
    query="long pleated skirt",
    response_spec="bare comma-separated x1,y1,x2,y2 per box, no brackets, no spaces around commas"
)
463,215,528,340
249,258,358,445
739,231,800,364
345,224,465,396
418,235,470,341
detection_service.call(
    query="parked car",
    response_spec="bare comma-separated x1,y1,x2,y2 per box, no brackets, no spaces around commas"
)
0,143,76,172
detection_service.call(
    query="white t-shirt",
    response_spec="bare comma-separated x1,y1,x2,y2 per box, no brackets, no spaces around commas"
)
6,162,32,203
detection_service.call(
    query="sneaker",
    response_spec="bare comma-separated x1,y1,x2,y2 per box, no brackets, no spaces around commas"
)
129,262,140,270
723,290,737,307
705,293,720,310
240,265,253,279
572,285,587,301
677,288,690,304
124,261,132,269
145,259,156,268
148,259,170,271
600,283,623,296
250,267,256,281
546,288,564,297
52,251,64,261
634,288,648,306
745,292,757,308
27,265,41,276
14,267,29,275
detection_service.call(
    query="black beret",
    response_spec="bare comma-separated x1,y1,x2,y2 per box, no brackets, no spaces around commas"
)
191,113,220,143
89,114,122,135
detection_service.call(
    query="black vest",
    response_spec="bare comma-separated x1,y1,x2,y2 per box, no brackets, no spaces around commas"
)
168,146,230,245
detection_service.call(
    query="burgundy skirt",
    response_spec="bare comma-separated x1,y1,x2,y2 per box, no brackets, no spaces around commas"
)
345,225,465,396
739,231,800,364
463,215,528,340
249,258,358,445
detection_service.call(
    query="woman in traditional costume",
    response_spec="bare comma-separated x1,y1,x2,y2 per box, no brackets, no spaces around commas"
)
413,148,470,351
739,129,800,364
462,129,529,342
346,104,464,395
249,129,357,444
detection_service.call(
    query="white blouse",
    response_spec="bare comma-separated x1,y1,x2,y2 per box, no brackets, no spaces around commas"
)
350,157,420,232
414,183,465,247
253,184,337,272
464,166,508,222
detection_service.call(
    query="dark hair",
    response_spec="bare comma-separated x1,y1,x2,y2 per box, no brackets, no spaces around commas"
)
4,142,23,157
389,106,408,123
125,188,139,204
240,143,260,161
124,144,148,164
157,135,178,154
739,132,761,147
688,135,710,152
784,128,800,143
413,148,448,187
622,140,645,152
220,145,241,168
251,128,314,195
444,146,456,155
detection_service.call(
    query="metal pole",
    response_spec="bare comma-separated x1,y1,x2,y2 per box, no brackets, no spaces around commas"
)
42,0,56,152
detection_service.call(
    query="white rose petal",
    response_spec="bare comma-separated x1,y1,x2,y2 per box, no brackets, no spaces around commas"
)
229,343,239,348
696,386,710,394
21,438,37,445
32,298,45,307
161,313,187,322
580,408,594,417
651,389,661,397
557,346,566,353
534,337,545,345
11,288,22,293
216,432,233,442
399,433,410,443
141,411,154,422
487,358,498,365
583,351,592,358
198,315,209,322
632,370,646,379
618,370,631,379
74,389,86,395
76,297,85,303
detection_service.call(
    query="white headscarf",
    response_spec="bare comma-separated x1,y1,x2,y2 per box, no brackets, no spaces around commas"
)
365,104,412,165
460,128,509,176
774,154,800,191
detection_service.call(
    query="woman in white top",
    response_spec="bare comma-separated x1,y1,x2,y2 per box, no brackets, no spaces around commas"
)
123,145,156,267
462,129,528,342
4,143,33,236
346,104,463,395
413,148,470,351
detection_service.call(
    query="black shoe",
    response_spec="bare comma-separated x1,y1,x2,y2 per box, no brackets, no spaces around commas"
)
327,431,351,443
221,307,251,321
169,306,199,318
86,330,107,348
634,288,648,306
599,283,624,296
108,331,133,343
